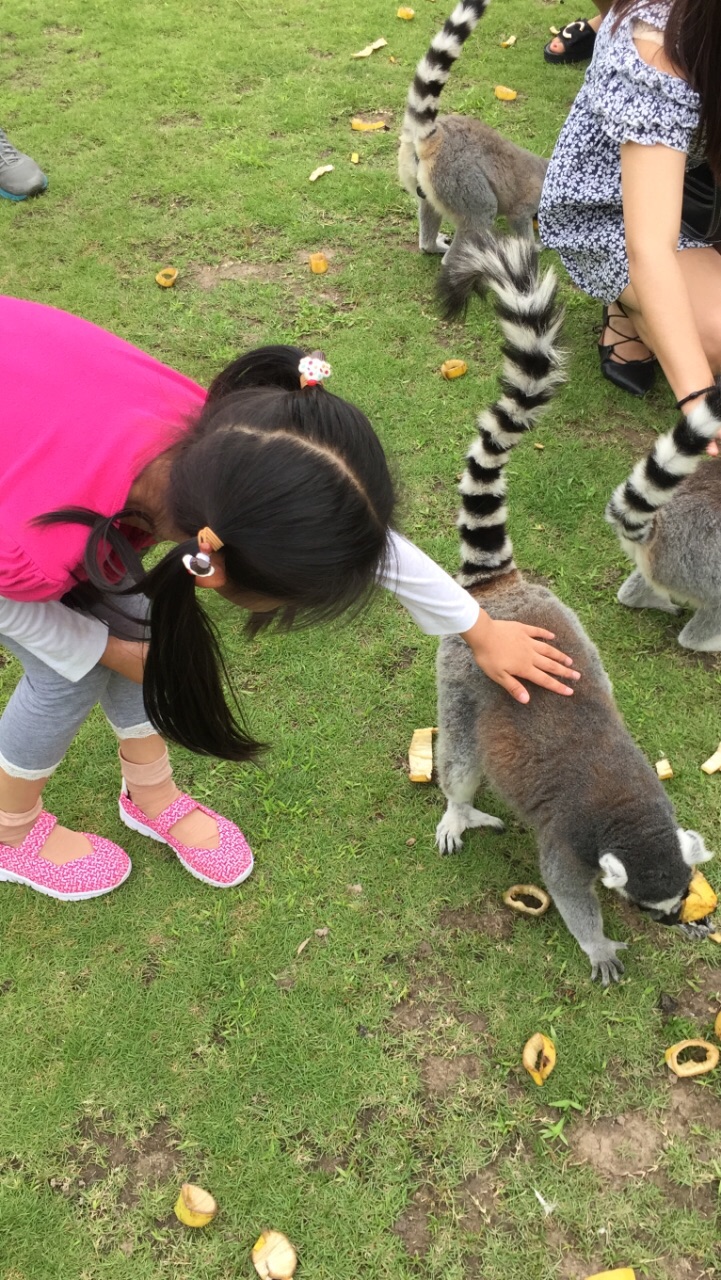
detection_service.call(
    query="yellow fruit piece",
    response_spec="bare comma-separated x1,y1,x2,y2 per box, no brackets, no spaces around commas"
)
494,85,518,101
549,25,560,34
700,742,721,773
585,1271,636,1280
351,152,360,164
309,164,334,182
655,757,673,780
665,1038,719,1078
715,1010,721,1039
174,1183,218,1228
503,884,551,917
351,117,387,131
352,37,388,57
252,1230,298,1279
440,358,467,380
679,869,718,923
710,930,721,943
500,35,517,47
397,6,415,17
155,266,178,288
408,726,437,783
522,1032,556,1086
309,253,329,274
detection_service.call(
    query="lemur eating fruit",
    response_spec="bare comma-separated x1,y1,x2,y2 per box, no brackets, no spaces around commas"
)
433,232,716,983
398,0,548,258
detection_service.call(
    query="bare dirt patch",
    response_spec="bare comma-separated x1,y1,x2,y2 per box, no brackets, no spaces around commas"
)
673,967,721,1027
569,1097,721,1217
421,1053,480,1096
190,259,288,290
453,1164,500,1231
569,1110,664,1179
392,1183,440,1256
439,903,514,941
59,1118,181,1206
664,1082,721,1159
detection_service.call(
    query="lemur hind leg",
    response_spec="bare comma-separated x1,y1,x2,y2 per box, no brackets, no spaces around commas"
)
539,842,627,985
418,196,451,254
677,604,721,652
617,569,681,614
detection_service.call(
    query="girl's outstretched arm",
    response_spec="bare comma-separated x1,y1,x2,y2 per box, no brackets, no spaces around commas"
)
380,533,580,701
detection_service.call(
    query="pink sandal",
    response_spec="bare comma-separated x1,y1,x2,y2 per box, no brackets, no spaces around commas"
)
118,787,254,888
0,811,131,901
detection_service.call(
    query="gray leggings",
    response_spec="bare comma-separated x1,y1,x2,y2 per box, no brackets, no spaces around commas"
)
0,593,154,781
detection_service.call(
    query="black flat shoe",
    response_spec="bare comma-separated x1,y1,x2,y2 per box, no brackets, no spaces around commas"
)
598,304,657,398
544,18,597,64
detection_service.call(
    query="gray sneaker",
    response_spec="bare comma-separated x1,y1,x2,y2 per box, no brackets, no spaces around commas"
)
0,129,48,201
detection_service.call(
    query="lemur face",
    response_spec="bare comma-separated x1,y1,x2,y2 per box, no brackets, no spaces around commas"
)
599,830,716,934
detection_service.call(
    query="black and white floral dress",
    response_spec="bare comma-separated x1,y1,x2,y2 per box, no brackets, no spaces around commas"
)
538,0,706,303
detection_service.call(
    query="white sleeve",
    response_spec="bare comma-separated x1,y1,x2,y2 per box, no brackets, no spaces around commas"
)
0,597,109,682
378,531,481,635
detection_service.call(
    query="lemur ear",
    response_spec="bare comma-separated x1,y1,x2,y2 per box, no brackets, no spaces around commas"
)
599,853,629,889
678,828,714,866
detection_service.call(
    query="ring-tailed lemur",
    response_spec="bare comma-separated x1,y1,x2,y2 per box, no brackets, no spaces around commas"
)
433,232,716,983
605,391,721,651
398,0,548,257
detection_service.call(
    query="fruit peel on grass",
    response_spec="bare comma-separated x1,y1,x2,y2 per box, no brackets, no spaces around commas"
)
585,1270,636,1280
174,1183,218,1228
522,1032,556,1085
252,1230,298,1280
664,1038,719,1078
440,358,467,380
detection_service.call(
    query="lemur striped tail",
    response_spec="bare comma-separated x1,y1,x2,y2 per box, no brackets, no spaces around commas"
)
605,388,721,545
443,233,565,588
402,0,490,149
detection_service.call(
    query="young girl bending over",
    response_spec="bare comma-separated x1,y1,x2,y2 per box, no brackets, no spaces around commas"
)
0,298,579,901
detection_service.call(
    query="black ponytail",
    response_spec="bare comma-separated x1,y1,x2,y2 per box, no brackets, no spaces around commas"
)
35,344,396,763
139,544,264,760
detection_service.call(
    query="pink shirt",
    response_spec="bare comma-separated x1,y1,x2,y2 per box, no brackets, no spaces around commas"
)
0,297,205,601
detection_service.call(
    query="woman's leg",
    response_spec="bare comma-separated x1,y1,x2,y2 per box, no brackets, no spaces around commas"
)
619,245,721,372
0,639,113,864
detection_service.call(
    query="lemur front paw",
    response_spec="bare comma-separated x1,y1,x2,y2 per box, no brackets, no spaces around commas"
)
436,813,465,855
436,805,505,856
588,940,627,985
421,234,452,254
678,918,715,940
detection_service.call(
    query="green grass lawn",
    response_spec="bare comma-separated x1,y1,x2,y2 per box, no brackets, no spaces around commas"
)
1,1,720,1276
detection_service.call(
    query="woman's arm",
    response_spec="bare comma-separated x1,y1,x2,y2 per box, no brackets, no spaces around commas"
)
621,140,716,415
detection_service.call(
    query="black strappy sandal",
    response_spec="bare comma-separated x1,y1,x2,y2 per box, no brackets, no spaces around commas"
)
543,18,597,64
598,304,657,398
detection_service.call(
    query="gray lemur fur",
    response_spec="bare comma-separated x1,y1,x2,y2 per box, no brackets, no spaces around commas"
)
434,232,716,983
605,391,721,651
398,0,548,257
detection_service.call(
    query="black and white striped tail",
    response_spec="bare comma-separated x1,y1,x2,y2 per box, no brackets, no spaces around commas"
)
446,234,565,588
402,0,490,147
605,388,721,545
